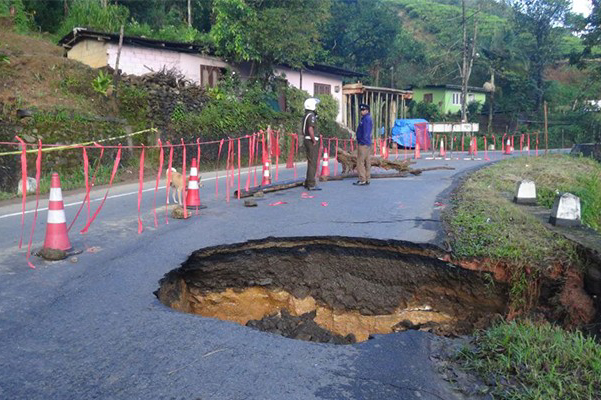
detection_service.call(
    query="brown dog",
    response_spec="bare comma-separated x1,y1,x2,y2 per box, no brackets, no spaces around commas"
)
167,167,203,205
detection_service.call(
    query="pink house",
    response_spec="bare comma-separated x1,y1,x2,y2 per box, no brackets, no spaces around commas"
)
58,28,361,122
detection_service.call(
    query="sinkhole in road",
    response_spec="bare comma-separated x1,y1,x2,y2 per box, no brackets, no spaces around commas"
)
155,237,508,344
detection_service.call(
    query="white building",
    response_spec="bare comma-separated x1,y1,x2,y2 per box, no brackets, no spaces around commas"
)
58,28,361,122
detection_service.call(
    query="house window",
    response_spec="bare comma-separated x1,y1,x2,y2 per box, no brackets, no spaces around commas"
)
423,93,433,103
314,83,331,95
452,92,461,105
200,65,222,88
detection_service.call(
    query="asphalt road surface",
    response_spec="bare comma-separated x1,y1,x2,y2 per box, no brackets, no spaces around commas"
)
0,149,559,399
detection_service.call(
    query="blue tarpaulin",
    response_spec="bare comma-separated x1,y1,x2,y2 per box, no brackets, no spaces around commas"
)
390,119,431,149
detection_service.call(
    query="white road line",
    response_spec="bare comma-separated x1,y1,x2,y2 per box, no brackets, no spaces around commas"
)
0,185,167,220
0,164,307,220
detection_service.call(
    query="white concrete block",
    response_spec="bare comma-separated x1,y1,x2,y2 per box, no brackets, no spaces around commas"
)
549,193,581,226
514,180,537,205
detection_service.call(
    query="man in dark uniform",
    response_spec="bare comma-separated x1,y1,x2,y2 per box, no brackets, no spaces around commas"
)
302,97,322,191
354,103,373,185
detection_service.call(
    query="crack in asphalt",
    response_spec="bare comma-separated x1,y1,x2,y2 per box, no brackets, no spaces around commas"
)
332,218,439,225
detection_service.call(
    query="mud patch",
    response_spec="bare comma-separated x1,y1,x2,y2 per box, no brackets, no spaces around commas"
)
156,237,508,343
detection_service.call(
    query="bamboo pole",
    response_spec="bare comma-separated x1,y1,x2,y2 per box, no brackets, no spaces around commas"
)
354,94,359,130
385,93,390,139
401,96,406,119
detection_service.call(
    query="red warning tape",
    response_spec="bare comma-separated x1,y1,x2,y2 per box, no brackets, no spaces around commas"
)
137,145,145,234
81,145,122,234
68,146,89,232
15,136,27,249
25,140,42,269
216,138,224,199
181,138,188,219
152,139,164,228
165,142,174,224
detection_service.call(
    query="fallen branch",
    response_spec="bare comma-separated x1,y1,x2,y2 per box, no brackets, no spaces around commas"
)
235,179,305,198
336,148,416,174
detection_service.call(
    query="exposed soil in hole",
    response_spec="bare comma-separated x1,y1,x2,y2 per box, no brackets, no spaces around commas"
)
156,237,509,343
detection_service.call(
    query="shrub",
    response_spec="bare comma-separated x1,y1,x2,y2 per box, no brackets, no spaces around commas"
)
118,85,149,128
0,0,33,33
55,0,129,40
92,70,113,96
412,101,441,120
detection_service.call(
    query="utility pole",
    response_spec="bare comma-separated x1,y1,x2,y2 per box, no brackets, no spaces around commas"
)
187,0,192,28
460,0,478,124
461,0,468,123
487,68,495,134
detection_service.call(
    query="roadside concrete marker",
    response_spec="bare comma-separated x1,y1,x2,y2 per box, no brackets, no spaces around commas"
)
513,180,537,205
549,193,581,227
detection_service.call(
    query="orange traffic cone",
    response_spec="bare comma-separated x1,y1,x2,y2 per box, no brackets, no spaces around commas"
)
43,173,71,252
185,158,201,207
261,153,271,185
504,138,512,155
439,138,446,157
320,149,330,177
472,138,478,157
414,141,421,159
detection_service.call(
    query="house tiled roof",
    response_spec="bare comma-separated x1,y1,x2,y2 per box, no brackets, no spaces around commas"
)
58,28,363,77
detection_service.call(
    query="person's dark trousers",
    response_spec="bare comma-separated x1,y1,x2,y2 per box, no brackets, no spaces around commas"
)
304,138,319,188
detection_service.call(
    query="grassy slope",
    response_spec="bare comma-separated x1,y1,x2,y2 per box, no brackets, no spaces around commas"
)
0,29,113,117
447,155,601,262
0,27,135,199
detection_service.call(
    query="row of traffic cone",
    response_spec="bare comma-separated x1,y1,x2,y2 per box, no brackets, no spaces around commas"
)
261,149,332,183
39,158,207,259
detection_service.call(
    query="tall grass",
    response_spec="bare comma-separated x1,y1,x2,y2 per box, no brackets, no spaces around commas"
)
573,172,601,232
457,320,601,400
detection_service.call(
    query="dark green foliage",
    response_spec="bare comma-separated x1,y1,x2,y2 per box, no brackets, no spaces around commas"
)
0,0,34,33
118,85,149,128
211,0,330,68
411,101,441,120
320,0,400,74
55,0,129,39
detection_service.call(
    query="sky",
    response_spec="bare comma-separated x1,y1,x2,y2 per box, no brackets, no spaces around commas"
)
572,0,593,16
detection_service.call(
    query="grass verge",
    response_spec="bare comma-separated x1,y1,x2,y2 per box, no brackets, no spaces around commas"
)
457,320,601,400
446,154,601,309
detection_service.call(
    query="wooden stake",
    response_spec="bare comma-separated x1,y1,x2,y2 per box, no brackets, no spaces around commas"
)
113,24,124,91
544,101,549,155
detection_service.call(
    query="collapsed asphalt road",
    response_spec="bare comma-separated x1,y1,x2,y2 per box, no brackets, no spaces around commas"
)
0,152,526,399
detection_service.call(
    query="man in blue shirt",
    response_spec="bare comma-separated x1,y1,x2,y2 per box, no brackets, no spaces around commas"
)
354,103,373,185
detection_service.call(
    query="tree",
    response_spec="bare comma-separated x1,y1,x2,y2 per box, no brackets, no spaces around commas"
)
580,0,601,70
319,0,400,81
509,0,571,111
211,0,330,73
